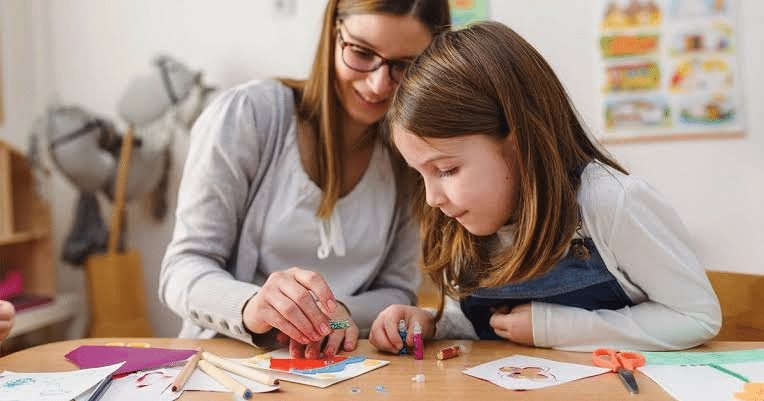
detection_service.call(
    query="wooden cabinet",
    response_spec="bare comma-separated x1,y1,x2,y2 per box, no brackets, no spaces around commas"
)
0,139,84,342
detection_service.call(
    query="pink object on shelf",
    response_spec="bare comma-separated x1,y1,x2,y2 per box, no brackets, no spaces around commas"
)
65,345,197,376
0,270,24,300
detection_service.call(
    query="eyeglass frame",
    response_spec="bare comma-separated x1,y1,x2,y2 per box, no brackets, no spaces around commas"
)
335,21,413,84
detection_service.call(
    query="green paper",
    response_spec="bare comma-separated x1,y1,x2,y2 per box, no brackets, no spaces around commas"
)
641,349,764,365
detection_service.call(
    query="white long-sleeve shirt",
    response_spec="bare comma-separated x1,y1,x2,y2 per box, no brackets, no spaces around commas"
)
434,162,721,351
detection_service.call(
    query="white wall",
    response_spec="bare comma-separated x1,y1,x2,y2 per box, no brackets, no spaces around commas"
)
1,0,762,338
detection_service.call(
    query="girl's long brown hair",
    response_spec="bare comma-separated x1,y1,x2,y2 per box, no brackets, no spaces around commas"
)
280,0,450,219
387,21,627,316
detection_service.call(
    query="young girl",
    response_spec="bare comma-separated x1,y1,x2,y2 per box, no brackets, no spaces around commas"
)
370,21,721,352
160,0,450,359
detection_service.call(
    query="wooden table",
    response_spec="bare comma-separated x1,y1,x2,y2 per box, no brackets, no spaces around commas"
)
1,338,760,400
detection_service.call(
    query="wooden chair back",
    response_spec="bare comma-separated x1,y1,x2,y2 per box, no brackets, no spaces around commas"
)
706,270,764,341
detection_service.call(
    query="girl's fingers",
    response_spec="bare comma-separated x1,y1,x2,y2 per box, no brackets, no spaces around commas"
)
386,316,404,351
370,315,399,353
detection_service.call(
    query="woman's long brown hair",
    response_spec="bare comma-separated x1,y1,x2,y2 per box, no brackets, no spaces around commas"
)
387,21,627,317
280,0,450,219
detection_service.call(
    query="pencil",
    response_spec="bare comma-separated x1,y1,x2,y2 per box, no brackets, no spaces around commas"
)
198,360,253,399
171,348,202,392
202,351,279,386
86,374,113,401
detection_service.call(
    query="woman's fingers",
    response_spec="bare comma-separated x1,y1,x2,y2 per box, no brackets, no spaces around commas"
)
342,322,360,351
246,268,336,343
321,330,345,357
280,279,332,340
303,340,323,360
289,340,307,358
290,268,337,314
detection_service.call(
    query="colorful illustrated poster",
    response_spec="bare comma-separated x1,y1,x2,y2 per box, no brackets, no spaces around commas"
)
597,0,744,143
450,0,488,29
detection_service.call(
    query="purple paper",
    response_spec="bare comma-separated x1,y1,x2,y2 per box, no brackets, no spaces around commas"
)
65,345,196,376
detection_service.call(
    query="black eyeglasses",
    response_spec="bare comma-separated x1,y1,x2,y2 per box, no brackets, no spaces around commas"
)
336,23,412,84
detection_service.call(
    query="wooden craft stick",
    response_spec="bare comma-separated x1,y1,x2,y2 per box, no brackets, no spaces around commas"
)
171,348,202,392
202,351,279,386
198,360,253,400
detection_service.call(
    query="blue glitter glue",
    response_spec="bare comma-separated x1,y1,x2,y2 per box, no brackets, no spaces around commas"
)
398,319,409,354
291,356,366,374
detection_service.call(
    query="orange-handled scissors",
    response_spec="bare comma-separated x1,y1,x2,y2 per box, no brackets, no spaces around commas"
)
592,348,646,394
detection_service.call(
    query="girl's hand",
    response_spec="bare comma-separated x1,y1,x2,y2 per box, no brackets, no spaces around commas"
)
369,305,435,354
489,303,534,345
242,267,336,345
286,302,359,359
0,300,15,342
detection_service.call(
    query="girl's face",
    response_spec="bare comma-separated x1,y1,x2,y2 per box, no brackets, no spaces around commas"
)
393,126,522,236
334,14,432,127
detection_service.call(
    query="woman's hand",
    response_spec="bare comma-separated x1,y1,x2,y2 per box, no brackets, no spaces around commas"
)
489,303,533,345
242,267,336,345
0,300,15,342
286,302,359,359
369,305,435,354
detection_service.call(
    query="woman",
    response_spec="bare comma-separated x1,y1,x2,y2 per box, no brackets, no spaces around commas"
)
160,0,450,358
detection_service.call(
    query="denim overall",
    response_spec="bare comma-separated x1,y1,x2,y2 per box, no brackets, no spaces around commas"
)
460,238,634,340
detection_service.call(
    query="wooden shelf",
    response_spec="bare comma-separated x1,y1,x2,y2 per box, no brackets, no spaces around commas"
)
0,139,72,342
0,230,50,246
8,292,86,339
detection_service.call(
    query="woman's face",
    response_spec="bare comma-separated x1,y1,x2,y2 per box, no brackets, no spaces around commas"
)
392,125,523,236
334,14,432,127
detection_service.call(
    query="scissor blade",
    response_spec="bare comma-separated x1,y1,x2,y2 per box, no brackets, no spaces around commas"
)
617,368,639,394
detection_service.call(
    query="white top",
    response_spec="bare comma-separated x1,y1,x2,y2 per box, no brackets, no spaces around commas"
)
433,162,721,351
258,121,400,299
159,80,420,345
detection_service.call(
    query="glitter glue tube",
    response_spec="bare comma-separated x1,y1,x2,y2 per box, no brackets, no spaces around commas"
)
398,319,410,354
436,344,465,360
413,322,424,360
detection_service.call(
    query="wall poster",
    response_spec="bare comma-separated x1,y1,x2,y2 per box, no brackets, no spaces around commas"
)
596,0,744,144
449,0,488,29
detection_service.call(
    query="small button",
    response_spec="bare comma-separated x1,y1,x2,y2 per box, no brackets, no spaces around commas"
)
190,311,199,319
220,320,229,331
234,325,244,334
205,314,214,323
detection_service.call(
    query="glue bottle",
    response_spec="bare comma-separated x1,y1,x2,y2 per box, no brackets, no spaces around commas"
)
413,321,424,360
398,319,410,354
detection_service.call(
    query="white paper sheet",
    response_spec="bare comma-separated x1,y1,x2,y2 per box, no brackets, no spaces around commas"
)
74,364,279,401
640,361,764,401
0,362,124,401
236,349,389,388
462,355,609,390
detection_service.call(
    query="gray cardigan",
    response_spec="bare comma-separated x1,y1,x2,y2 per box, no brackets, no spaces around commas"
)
159,80,420,345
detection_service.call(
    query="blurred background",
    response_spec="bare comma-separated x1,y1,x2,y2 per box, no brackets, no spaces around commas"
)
0,0,761,341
